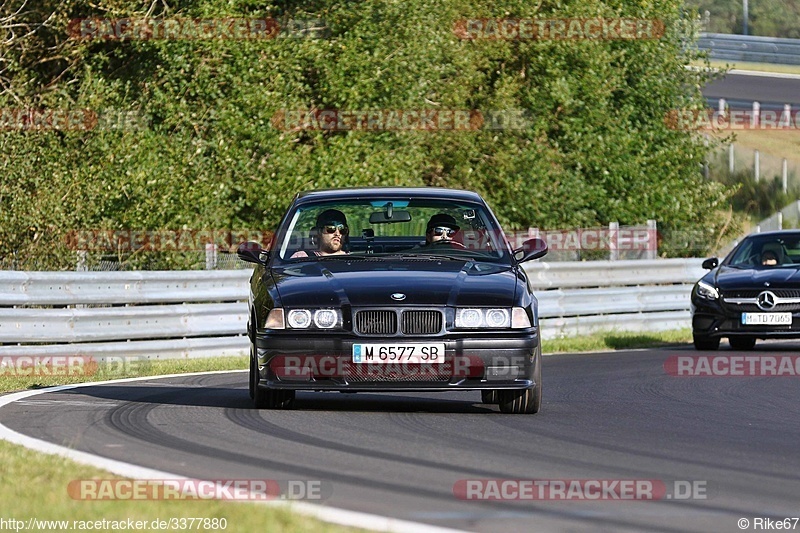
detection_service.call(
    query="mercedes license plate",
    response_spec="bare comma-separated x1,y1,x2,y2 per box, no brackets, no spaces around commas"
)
741,313,792,325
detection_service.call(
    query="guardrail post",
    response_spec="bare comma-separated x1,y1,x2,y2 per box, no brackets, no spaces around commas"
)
781,104,792,127
752,101,760,128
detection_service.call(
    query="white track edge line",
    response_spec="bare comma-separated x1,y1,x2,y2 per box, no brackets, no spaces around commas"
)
0,372,468,533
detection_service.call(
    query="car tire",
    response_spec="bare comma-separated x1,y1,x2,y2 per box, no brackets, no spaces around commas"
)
729,336,756,350
249,352,256,400
251,348,296,409
498,387,538,414
693,334,720,351
498,345,542,414
481,390,499,404
254,386,295,409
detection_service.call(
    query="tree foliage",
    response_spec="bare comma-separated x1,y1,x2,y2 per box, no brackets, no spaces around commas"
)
0,0,732,269
686,0,800,38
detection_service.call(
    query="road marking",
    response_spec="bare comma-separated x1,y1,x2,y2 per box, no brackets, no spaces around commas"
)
0,371,467,533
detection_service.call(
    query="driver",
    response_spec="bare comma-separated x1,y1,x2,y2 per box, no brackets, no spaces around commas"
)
424,213,460,245
291,209,349,257
761,250,778,266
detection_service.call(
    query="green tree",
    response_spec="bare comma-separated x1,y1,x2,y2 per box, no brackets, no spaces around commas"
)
0,0,732,269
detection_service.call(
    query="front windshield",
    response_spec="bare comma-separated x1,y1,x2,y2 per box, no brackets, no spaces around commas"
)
727,234,800,268
275,198,511,263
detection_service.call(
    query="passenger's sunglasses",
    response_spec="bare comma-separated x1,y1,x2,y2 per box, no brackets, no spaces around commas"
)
321,223,349,235
429,226,457,237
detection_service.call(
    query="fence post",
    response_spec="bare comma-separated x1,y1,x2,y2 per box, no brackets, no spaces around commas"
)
205,243,218,270
779,212,783,230
609,222,619,261
754,150,760,182
752,101,760,128
783,158,789,194
646,219,657,260
76,251,88,272
729,144,735,174
718,98,726,116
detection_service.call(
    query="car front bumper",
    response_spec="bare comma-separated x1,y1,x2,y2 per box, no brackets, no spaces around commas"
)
255,331,540,392
692,299,800,339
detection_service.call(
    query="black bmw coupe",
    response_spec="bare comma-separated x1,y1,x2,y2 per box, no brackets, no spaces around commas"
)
237,187,547,413
692,230,800,350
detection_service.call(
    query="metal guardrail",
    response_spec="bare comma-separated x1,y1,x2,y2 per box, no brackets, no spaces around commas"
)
0,260,705,357
697,32,800,65
527,259,705,339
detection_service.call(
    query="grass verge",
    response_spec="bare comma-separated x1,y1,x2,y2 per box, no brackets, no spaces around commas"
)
0,438,357,532
542,328,692,354
693,59,800,76
0,355,358,533
0,331,691,530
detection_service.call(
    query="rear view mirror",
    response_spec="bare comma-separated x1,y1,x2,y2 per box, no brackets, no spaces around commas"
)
369,210,411,224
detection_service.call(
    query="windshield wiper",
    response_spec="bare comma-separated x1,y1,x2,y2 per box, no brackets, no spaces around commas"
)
380,253,465,261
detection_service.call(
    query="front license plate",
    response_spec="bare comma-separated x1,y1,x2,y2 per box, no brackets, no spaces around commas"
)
741,313,792,325
352,343,446,364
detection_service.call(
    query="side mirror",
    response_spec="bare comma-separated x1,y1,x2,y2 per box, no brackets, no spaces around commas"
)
702,257,718,270
237,242,268,264
514,238,548,263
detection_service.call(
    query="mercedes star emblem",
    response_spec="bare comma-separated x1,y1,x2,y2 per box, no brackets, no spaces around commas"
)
756,291,777,311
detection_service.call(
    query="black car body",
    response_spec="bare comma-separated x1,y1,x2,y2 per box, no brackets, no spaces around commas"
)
691,230,800,350
238,187,547,413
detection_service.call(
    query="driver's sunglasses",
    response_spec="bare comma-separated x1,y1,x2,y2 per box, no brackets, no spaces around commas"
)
429,226,457,237
321,223,349,235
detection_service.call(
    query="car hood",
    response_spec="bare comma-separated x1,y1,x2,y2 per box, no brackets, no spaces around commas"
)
713,265,800,290
271,259,518,308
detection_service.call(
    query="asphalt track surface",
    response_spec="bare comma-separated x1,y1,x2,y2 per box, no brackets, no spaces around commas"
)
2,344,800,532
703,71,800,110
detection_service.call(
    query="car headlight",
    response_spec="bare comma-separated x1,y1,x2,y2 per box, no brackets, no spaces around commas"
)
284,308,342,330
287,309,312,329
313,309,339,329
695,281,719,301
455,308,528,329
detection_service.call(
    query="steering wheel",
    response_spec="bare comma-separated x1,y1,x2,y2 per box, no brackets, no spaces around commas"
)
432,239,466,249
